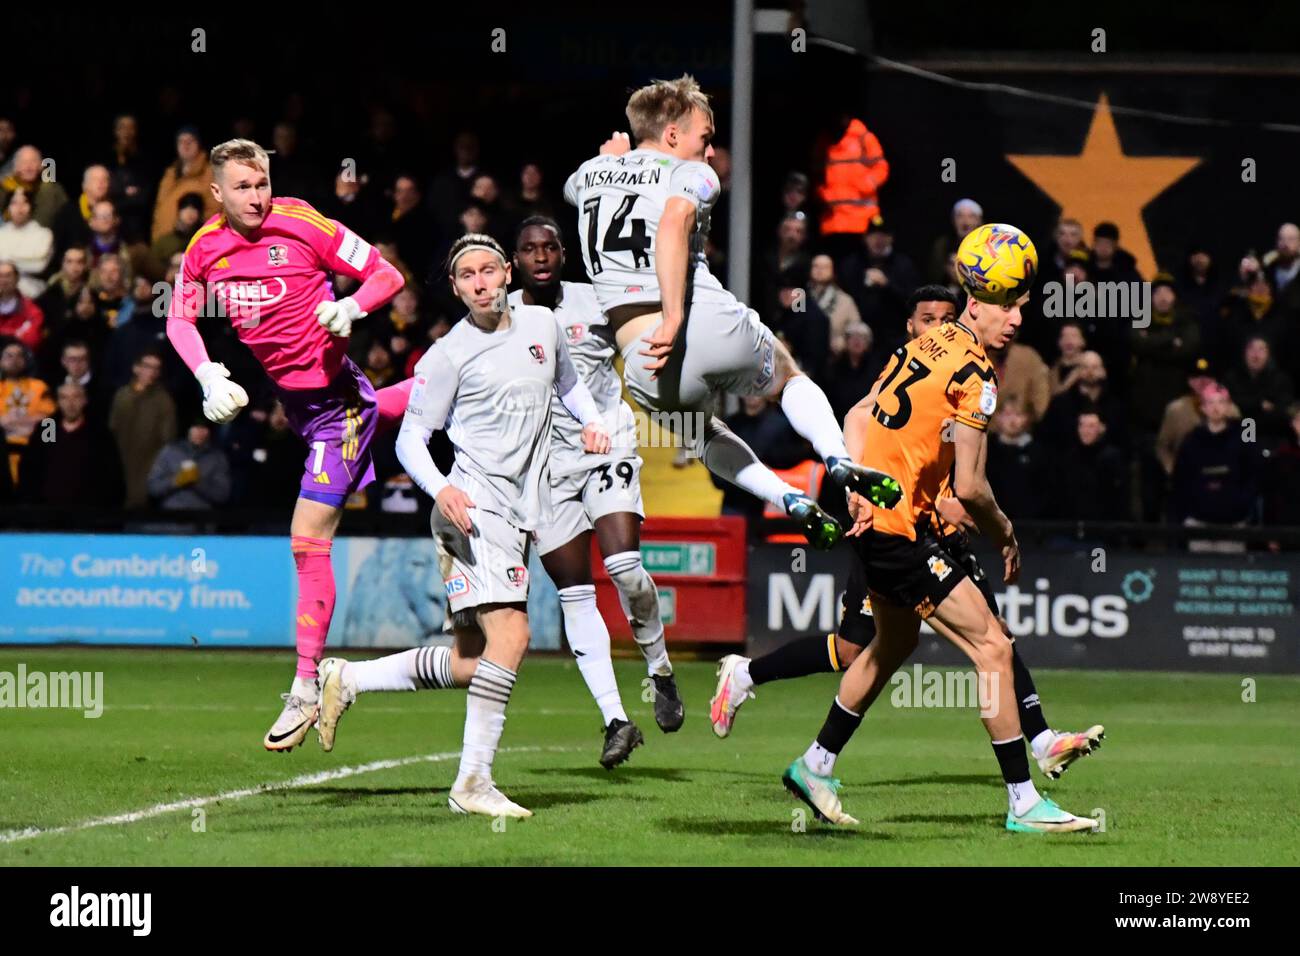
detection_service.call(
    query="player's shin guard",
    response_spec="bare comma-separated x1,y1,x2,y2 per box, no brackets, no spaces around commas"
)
603,551,671,676
559,584,627,724
779,373,850,463
749,633,840,685
1010,642,1050,741
456,659,517,786
291,535,335,681
348,645,456,692
697,416,800,510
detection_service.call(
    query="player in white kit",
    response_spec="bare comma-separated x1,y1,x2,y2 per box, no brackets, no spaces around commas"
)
314,233,610,819
509,216,683,770
564,76,903,550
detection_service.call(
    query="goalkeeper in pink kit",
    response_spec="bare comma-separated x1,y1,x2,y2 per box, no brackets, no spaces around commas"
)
166,138,412,751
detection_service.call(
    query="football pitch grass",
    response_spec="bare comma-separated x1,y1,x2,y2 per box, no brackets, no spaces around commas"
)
2,648,1297,866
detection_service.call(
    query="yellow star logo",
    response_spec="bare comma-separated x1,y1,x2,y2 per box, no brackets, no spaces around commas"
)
1007,94,1201,279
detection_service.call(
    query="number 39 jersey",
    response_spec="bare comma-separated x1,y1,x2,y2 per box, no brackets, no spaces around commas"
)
862,320,998,540
563,148,740,315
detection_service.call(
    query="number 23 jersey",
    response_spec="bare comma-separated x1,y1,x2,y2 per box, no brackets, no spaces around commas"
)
862,320,998,540
564,148,739,315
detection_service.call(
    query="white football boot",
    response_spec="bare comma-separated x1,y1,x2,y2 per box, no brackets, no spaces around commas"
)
263,676,319,752
448,774,532,818
317,658,356,753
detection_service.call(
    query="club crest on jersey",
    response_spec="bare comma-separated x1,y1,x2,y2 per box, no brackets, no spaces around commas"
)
566,324,585,344
506,566,528,586
267,244,289,267
860,595,874,618
927,555,953,581
445,574,469,597
624,286,643,293
528,344,546,364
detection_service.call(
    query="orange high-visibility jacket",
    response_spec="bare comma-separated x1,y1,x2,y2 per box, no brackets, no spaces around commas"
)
818,119,889,236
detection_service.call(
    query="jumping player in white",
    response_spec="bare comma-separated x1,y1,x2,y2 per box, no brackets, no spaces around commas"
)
564,76,904,549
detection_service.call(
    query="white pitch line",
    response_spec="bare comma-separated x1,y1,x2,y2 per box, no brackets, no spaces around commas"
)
0,745,560,845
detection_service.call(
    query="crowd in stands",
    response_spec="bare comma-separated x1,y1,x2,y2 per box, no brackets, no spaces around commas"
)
1,110,1297,540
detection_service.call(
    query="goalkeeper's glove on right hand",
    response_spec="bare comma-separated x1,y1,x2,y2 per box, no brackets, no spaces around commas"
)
195,361,248,424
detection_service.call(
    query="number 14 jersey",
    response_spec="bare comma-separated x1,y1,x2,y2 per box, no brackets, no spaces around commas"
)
564,148,739,315
862,320,999,540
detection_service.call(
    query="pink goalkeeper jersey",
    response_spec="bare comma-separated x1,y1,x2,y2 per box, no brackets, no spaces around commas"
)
169,198,384,389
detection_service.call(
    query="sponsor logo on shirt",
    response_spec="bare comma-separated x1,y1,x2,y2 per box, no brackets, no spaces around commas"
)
528,344,546,364
445,574,469,597
213,277,288,311
566,324,585,344
268,245,289,267
506,566,528,587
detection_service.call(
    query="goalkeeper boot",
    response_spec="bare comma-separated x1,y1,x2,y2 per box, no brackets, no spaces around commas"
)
316,657,356,753
599,718,645,769
1006,795,1097,833
448,775,532,819
709,654,754,738
263,677,319,752
784,493,842,551
650,673,685,732
1036,725,1105,779
827,456,904,509
782,757,859,825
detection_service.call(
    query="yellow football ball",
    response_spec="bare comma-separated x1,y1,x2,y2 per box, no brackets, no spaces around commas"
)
955,223,1038,305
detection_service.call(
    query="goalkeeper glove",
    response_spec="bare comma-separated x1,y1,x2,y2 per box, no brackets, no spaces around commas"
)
195,361,249,424
315,296,364,337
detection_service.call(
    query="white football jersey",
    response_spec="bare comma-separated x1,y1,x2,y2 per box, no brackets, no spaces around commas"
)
508,282,638,480
406,303,580,530
563,148,740,315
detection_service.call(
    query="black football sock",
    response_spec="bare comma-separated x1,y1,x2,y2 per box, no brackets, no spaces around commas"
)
749,633,838,685
991,735,1032,786
1011,643,1050,740
815,695,864,754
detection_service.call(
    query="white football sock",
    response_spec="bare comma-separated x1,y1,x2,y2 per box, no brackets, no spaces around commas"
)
1030,728,1055,759
780,373,850,462
698,416,799,509
559,584,627,725
1007,779,1042,816
603,551,671,677
803,741,836,776
290,675,318,701
456,659,517,787
347,646,454,693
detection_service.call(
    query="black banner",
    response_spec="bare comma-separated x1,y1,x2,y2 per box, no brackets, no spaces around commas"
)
747,543,1299,673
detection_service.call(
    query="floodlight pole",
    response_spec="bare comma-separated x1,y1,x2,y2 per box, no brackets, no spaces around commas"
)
728,0,755,301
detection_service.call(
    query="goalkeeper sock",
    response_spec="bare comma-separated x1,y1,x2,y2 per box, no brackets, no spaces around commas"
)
603,551,671,677
1010,642,1051,742
779,373,850,463
291,535,335,681
348,646,454,693
749,633,839,686
375,378,415,433
559,584,627,725
456,659,517,786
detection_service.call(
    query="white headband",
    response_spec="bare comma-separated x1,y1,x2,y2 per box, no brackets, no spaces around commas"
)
449,242,506,272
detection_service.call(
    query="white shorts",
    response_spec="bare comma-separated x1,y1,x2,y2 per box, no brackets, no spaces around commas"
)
431,507,531,613
534,454,645,556
620,304,777,413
